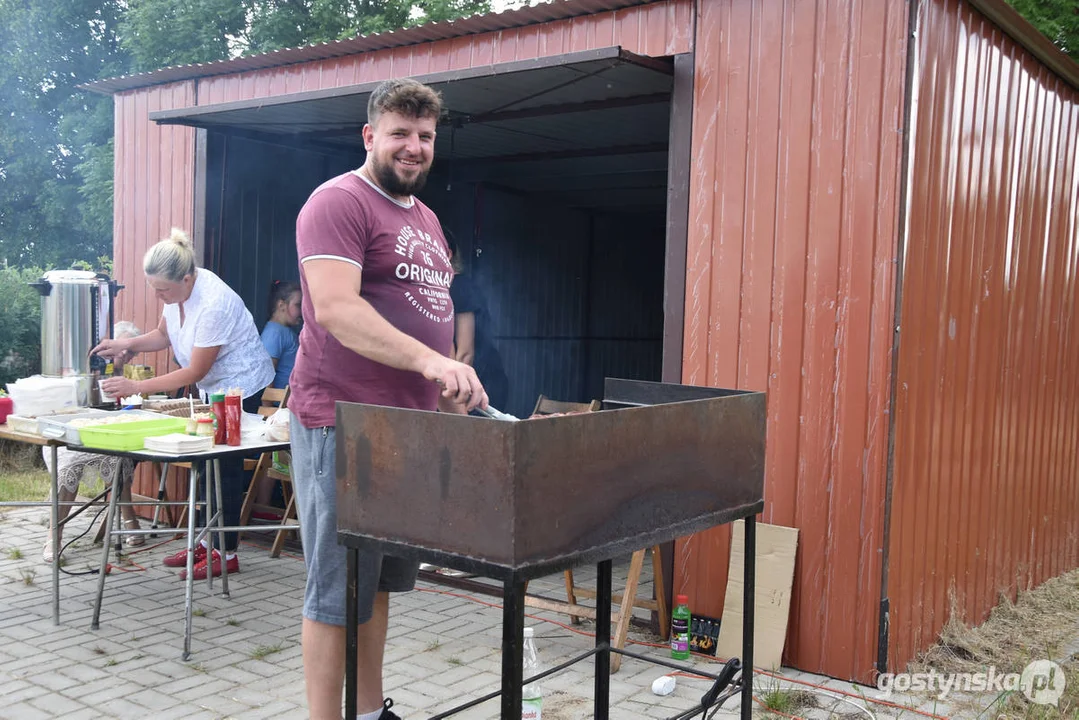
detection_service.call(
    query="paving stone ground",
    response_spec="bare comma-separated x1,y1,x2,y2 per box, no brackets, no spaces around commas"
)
0,502,958,719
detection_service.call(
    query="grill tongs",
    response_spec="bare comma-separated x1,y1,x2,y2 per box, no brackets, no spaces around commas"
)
474,405,520,422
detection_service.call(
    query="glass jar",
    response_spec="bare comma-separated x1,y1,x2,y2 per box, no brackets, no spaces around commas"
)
195,417,216,444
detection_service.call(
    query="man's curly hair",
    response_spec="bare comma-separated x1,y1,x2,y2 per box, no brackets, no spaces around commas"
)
367,78,443,126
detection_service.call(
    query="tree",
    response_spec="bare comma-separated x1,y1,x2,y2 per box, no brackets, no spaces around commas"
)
241,0,492,56
1,0,493,270
120,0,247,72
0,0,126,267
1007,0,1079,60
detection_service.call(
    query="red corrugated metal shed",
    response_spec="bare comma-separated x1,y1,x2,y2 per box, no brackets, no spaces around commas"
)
888,0,1079,673
676,0,908,681
88,0,1079,686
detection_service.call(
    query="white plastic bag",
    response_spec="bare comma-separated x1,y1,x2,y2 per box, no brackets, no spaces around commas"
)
265,407,290,443
241,411,268,441
5,375,81,417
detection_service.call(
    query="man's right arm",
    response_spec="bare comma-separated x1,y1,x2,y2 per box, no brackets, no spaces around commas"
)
302,258,488,411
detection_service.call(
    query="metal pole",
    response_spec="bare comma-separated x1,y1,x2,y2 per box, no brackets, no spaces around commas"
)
90,459,123,630
594,559,612,720
150,461,170,534
345,548,359,719
182,463,201,661
501,574,525,719
214,458,229,597
741,516,756,720
50,445,59,625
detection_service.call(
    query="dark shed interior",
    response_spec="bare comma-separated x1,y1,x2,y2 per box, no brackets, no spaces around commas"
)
165,48,676,418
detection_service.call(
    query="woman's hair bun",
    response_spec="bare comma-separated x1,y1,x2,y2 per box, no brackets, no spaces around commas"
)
169,227,192,249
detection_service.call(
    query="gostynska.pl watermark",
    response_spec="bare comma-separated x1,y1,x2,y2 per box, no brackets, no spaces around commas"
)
877,660,1066,706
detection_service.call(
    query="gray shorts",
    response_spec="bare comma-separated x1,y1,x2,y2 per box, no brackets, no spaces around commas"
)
289,417,418,626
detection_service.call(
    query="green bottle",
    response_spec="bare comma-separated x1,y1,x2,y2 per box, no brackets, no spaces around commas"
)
671,594,691,660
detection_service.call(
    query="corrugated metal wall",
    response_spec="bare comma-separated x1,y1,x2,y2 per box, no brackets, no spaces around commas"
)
113,82,197,505
472,185,665,418
206,132,357,319
888,0,1079,673
113,82,197,368
675,0,908,682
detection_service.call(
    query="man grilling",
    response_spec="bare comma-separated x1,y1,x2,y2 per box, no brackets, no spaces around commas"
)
288,78,488,720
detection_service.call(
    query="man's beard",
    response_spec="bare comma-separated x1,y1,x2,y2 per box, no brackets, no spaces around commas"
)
370,154,431,197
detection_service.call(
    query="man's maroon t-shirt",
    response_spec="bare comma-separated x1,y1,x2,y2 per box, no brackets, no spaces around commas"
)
290,170,455,428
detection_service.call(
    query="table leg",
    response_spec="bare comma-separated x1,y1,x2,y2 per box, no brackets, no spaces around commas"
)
150,462,170,534
213,458,229,598
183,462,201,661
204,460,214,593
50,445,59,626
741,515,756,720
501,574,525,720
345,548,359,720
594,559,612,720
91,459,123,630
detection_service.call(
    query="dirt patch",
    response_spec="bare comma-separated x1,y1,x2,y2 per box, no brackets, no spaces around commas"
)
540,691,593,720
913,569,1079,718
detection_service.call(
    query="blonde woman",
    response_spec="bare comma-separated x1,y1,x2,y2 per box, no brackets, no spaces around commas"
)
91,229,274,580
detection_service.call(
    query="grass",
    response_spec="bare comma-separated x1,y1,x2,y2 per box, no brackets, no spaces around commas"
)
192,608,206,617
447,656,463,666
226,618,240,627
0,443,106,502
5,547,22,560
104,658,117,667
757,681,816,718
250,643,284,660
425,639,441,652
0,469,50,503
18,568,35,585
913,569,1079,718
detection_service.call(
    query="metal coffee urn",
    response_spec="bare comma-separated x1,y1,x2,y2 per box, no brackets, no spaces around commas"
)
30,271,123,406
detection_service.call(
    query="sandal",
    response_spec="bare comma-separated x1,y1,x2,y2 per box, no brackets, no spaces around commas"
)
123,518,145,547
43,535,59,564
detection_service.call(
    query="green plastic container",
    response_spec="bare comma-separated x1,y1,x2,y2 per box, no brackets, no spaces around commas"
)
78,417,188,451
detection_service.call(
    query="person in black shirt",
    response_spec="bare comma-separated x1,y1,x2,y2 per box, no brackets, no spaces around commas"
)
447,235,509,411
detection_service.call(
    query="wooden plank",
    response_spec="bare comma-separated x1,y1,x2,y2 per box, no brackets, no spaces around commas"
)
610,549,645,672
522,596,597,620
572,587,660,612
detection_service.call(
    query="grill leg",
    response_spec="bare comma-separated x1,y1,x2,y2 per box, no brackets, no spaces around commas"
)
345,548,359,720
501,574,525,719
741,516,756,720
594,559,612,719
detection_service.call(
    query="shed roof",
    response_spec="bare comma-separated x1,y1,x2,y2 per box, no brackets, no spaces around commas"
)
82,0,656,95
152,46,676,210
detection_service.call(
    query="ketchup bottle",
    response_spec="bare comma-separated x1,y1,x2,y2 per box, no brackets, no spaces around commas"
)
225,393,242,446
211,392,227,445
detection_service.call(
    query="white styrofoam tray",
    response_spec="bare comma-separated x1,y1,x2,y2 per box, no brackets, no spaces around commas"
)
7,408,105,437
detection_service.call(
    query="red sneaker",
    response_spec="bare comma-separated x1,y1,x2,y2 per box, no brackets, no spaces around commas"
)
252,510,284,522
180,549,239,580
162,544,207,568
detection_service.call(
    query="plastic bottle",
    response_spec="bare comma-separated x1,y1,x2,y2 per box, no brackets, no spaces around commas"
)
225,393,242,446
211,392,227,445
671,594,691,660
521,627,543,719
